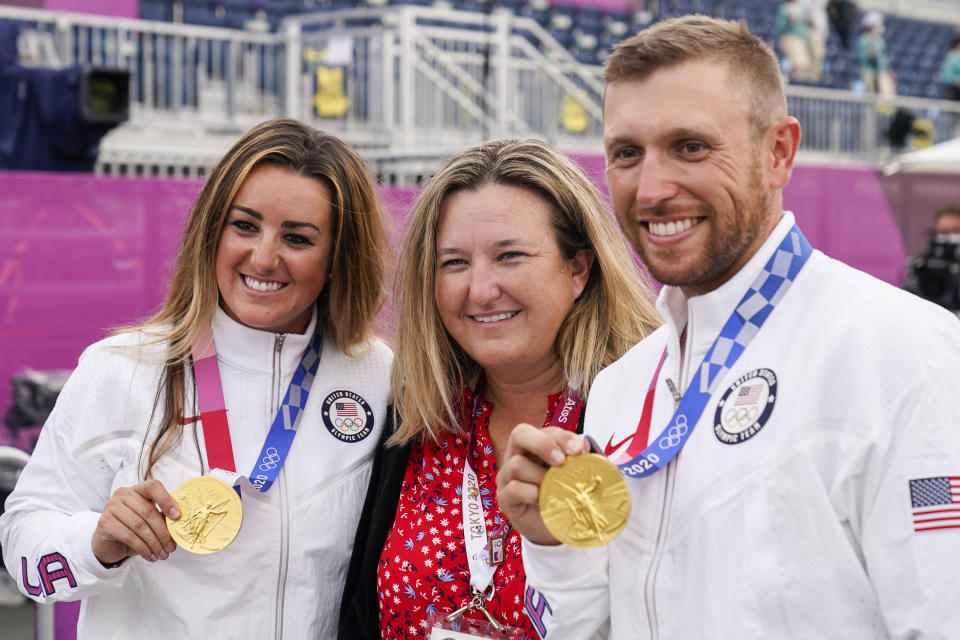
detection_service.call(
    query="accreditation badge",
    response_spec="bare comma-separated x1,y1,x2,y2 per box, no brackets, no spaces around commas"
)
426,610,522,640
429,626,500,640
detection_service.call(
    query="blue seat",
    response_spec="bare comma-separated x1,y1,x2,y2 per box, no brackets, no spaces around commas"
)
549,27,573,48
140,0,174,21
573,47,599,66
183,1,228,27
576,8,604,34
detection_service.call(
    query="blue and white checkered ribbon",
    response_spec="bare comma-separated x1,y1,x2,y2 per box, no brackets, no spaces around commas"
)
617,225,812,479
248,326,323,492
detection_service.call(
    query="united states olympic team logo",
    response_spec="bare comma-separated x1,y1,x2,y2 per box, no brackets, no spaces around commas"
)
322,390,374,443
713,368,777,445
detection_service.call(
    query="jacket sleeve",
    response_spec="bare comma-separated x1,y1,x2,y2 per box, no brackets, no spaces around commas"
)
0,342,148,602
338,407,412,639
858,356,960,638
852,312,960,638
520,539,610,639
519,397,610,639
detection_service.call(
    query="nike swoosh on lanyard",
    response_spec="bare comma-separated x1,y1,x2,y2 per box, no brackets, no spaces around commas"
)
604,432,635,457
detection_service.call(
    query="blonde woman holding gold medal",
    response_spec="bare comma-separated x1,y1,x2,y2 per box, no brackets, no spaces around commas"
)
0,119,393,639
338,139,659,639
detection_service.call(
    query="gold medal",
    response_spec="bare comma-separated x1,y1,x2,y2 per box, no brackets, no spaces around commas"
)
166,476,242,554
539,453,630,549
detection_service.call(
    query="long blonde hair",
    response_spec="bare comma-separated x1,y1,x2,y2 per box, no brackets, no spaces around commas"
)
124,118,388,477
390,138,660,445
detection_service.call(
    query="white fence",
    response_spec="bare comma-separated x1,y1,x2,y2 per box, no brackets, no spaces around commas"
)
1,4,959,181
282,7,604,151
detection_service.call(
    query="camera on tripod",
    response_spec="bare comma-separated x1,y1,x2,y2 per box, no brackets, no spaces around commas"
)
904,233,960,311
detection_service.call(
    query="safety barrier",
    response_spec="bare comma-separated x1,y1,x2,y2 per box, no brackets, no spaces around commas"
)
1,4,959,182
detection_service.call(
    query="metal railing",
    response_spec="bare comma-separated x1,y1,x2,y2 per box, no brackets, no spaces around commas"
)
282,6,605,151
1,4,959,181
0,5,284,129
785,85,960,162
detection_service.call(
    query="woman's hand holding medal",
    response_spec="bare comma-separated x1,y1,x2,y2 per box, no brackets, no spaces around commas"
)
92,479,180,567
496,424,589,546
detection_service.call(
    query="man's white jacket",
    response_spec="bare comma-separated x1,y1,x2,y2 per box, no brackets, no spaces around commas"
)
522,213,960,639
0,308,392,639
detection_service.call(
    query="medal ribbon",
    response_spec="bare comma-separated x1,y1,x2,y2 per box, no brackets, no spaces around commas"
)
191,321,323,493
613,348,669,462
616,225,812,479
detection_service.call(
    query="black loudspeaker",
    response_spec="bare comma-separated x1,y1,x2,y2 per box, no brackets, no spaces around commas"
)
888,108,915,149
79,67,131,125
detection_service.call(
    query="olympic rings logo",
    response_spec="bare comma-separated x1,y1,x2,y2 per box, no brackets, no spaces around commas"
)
334,417,365,432
258,447,281,471
658,414,689,449
723,407,759,430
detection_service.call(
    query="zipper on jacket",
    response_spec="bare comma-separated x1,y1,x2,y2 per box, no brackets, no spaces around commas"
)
644,316,691,639
644,458,677,639
275,472,290,640
270,334,286,414
271,333,289,640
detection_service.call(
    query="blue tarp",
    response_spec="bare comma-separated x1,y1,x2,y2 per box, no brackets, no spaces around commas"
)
0,20,115,171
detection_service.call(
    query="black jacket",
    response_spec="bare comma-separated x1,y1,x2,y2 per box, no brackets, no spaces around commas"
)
339,408,410,639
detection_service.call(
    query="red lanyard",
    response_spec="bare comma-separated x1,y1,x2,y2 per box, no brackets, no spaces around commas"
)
619,347,668,460
613,327,684,460
191,328,237,472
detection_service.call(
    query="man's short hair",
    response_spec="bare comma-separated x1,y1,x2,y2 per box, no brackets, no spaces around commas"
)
605,15,787,137
935,204,960,221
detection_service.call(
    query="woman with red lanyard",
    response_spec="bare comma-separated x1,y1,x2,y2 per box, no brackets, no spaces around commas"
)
339,139,660,639
0,119,393,639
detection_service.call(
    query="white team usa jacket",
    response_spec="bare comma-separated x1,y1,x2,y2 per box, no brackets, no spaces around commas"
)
521,213,960,640
0,307,392,640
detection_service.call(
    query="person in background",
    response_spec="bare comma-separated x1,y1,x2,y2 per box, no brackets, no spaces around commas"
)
940,34,960,101
0,118,393,639
799,0,829,82
777,0,812,82
934,203,960,238
858,10,896,95
497,15,960,638
827,0,858,50
338,138,659,639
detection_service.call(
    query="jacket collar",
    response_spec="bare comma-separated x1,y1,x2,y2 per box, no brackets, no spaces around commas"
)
210,304,319,374
656,212,798,359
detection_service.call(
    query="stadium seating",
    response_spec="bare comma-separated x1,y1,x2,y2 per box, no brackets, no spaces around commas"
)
149,0,957,99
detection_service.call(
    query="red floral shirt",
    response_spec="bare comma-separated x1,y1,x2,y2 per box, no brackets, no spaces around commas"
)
377,388,578,639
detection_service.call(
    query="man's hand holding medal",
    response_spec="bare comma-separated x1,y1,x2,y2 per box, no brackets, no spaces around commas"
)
496,425,631,548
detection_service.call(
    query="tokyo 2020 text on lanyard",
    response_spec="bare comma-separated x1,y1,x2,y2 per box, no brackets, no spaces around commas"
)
613,225,812,478
450,379,583,635
190,322,323,493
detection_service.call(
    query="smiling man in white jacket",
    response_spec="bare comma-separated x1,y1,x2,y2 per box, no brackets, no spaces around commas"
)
497,15,960,640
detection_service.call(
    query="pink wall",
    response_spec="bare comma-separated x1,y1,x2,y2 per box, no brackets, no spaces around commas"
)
0,173,419,435
0,162,917,636
0,162,909,439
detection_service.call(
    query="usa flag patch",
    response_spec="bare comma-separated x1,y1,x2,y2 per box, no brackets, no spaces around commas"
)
910,476,960,532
